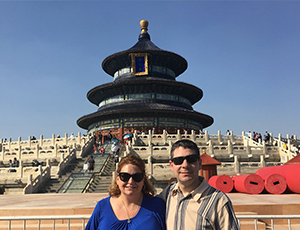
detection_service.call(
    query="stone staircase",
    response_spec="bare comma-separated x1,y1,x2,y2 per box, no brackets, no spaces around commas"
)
56,153,110,193
37,152,92,193
85,176,113,193
85,154,116,193
37,141,119,194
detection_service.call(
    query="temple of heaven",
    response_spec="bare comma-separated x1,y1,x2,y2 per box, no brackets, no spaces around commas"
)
77,20,213,140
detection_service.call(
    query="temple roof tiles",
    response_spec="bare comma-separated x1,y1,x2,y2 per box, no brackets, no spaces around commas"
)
102,21,187,78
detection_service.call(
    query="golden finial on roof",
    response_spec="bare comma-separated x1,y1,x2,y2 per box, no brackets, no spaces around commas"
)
140,20,149,34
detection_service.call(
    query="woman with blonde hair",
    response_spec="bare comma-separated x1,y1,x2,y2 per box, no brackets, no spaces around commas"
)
85,153,165,230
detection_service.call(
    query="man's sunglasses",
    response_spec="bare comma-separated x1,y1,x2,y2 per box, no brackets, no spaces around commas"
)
171,154,199,165
118,172,144,183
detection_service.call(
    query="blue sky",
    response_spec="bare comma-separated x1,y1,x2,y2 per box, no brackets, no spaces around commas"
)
1,1,299,141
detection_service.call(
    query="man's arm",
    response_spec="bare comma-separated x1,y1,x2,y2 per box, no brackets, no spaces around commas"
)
215,201,240,230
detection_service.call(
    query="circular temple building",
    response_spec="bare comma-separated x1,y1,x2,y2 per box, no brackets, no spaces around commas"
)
77,20,213,140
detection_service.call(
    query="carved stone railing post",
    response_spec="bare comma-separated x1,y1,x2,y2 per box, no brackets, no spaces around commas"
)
208,140,213,155
39,165,43,181
60,153,65,166
234,155,240,174
52,134,55,146
28,136,31,148
148,155,153,178
73,144,77,158
228,140,233,154
168,141,173,158
278,133,282,147
287,139,292,160
27,174,33,194
191,130,196,142
18,146,22,159
8,138,12,149
148,129,152,144
18,137,21,147
176,129,182,141
132,130,137,146
217,130,222,143
149,145,153,156
163,130,167,145
55,144,58,157
260,155,266,168
65,133,68,146
40,135,44,147
19,161,23,178
205,130,209,142
246,141,251,154
230,131,234,143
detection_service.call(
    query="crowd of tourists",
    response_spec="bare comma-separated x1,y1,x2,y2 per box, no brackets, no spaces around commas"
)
245,130,270,144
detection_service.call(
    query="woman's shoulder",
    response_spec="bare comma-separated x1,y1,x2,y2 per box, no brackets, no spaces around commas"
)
96,196,111,207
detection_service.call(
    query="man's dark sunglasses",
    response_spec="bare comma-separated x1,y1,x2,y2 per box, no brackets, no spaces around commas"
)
171,154,199,165
118,172,144,182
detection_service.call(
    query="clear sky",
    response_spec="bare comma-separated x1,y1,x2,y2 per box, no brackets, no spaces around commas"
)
1,1,299,141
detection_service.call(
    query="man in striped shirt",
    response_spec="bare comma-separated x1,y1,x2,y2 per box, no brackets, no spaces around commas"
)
160,139,239,230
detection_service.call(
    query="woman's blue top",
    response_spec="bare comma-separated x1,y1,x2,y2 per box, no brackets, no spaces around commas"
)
85,195,166,230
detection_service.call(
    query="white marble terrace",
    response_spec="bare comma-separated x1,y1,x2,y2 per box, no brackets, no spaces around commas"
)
0,130,298,194
0,133,91,194
126,130,299,181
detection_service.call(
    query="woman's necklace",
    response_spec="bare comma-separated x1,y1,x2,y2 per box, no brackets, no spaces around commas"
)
121,199,134,224
120,194,143,224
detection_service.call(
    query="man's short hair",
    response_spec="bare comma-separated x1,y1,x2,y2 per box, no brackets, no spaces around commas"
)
170,139,200,158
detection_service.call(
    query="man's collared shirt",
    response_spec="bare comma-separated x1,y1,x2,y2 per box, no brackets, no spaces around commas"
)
160,177,239,230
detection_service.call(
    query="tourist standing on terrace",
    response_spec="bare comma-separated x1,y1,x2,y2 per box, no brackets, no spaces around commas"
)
88,156,95,173
264,131,270,144
13,157,19,167
160,139,239,230
9,159,13,168
85,153,165,230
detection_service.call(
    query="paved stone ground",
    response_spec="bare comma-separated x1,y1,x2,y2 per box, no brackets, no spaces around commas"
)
1,192,300,211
